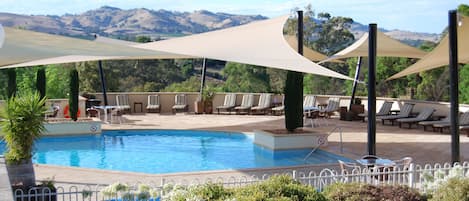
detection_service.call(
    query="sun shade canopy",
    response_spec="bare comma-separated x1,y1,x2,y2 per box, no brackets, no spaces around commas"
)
319,31,427,64
0,27,188,68
135,15,352,80
388,16,469,80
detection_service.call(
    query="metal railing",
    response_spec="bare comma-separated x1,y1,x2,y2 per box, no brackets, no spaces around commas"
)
304,126,343,161
14,161,469,200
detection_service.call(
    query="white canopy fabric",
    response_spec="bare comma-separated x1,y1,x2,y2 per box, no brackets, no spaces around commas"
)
388,16,469,80
284,35,328,62
0,27,187,68
319,31,427,64
135,15,352,80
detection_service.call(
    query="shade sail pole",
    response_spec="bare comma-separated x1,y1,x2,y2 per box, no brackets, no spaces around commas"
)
199,58,207,100
367,24,377,155
98,60,108,106
349,57,362,109
449,10,460,163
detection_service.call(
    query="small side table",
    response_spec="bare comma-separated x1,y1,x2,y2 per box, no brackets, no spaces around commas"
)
133,102,143,113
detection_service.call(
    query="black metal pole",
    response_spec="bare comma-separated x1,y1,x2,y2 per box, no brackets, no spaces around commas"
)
350,57,363,109
449,10,460,163
98,60,108,106
298,11,304,56
367,24,377,156
199,58,207,100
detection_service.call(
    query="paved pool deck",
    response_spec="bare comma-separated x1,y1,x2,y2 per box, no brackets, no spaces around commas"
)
34,113,469,186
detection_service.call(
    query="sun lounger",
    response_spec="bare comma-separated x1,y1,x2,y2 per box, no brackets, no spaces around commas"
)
251,93,272,114
172,94,188,114
377,103,414,125
432,111,469,132
418,116,450,131
319,97,340,118
358,101,394,122
396,107,435,128
116,94,131,113
146,95,160,113
303,95,318,117
216,93,237,114
234,94,254,114
461,125,469,137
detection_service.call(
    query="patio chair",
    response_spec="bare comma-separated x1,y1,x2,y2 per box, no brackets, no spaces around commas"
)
377,103,415,125
172,94,188,114
46,105,60,118
251,93,272,114
146,95,160,113
418,115,450,131
110,108,124,124
396,107,436,128
432,111,469,132
358,101,394,122
338,160,361,175
234,94,254,114
392,157,412,171
303,95,318,118
216,93,237,114
116,95,131,114
86,107,100,118
319,97,340,118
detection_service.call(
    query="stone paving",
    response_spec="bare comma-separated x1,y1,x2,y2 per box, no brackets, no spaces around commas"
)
34,113,469,186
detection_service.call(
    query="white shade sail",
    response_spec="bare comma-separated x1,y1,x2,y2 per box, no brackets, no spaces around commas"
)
0,27,187,68
135,15,352,80
284,35,328,62
319,31,427,64
388,15,469,80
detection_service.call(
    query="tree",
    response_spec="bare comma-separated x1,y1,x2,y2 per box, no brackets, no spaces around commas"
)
460,64,469,104
69,69,79,121
285,5,354,96
284,71,303,132
221,62,271,93
36,68,46,99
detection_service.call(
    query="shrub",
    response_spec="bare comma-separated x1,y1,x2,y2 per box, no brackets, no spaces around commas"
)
430,177,469,201
323,183,425,201
233,175,326,201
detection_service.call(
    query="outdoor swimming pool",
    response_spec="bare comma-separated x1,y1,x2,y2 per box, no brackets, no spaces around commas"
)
0,130,349,174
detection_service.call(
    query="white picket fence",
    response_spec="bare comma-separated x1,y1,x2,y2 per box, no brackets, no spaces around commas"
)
14,161,469,201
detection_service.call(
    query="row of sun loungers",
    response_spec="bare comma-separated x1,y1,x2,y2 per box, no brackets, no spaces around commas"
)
362,101,469,133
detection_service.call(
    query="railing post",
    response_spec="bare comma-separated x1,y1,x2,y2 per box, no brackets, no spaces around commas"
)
408,163,415,188
292,170,297,181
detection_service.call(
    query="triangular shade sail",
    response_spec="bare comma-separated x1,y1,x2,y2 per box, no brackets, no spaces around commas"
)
0,27,187,68
135,15,352,80
388,16,469,80
319,31,427,63
284,35,328,62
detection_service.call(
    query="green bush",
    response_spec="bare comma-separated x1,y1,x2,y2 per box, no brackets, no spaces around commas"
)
430,177,469,201
323,182,425,201
233,175,326,201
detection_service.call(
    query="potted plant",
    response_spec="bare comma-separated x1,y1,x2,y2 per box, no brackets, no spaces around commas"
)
202,88,215,114
0,91,46,189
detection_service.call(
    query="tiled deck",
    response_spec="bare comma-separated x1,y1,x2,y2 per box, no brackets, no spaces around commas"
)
35,113,469,185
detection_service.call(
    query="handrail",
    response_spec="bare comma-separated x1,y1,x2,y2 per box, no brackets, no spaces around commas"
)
304,126,343,161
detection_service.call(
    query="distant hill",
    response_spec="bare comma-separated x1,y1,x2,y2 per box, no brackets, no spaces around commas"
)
0,6,266,39
0,6,440,43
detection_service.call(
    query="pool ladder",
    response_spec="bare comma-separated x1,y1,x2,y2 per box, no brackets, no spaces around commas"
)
303,126,343,161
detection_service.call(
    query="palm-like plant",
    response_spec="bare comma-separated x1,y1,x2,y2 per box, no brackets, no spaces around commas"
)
1,92,46,164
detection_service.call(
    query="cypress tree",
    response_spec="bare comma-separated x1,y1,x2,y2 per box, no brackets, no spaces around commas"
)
69,69,79,121
36,69,46,99
7,68,16,98
284,71,304,132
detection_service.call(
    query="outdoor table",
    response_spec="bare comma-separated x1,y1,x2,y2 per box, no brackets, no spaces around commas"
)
94,105,118,123
357,158,396,181
356,158,395,167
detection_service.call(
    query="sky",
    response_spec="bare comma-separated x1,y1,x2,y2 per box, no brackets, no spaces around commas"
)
0,0,467,34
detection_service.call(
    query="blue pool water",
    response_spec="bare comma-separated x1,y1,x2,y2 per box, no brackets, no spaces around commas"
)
0,130,349,174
